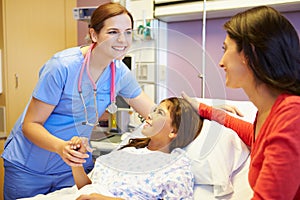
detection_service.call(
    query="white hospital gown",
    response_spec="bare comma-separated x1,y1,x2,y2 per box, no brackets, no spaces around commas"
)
19,148,194,200
92,147,194,200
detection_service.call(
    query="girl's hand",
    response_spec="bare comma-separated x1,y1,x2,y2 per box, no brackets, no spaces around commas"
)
69,136,82,151
69,136,93,154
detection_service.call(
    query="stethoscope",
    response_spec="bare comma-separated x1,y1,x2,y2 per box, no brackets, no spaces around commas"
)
78,43,118,126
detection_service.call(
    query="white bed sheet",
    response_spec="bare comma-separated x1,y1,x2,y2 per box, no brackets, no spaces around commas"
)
18,175,113,200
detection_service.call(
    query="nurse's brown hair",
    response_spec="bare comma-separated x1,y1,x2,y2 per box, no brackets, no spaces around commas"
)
88,2,134,40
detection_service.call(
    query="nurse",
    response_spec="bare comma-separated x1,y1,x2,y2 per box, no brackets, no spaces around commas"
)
1,2,155,200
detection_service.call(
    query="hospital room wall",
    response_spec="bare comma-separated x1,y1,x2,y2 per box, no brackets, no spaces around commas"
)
167,11,300,100
76,0,111,46
76,1,300,101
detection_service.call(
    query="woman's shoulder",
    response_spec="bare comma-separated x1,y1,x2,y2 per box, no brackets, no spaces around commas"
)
276,93,300,110
51,47,83,64
46,47,83,69
38,47,83,77
52,46,82,58
281,93,300,103
270,93,300,125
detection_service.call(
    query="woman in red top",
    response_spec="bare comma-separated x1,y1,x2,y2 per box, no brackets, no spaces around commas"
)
183,6,300,200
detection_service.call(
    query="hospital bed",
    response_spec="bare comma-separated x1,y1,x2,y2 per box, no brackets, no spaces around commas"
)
21,98,257,200
120,98,257,200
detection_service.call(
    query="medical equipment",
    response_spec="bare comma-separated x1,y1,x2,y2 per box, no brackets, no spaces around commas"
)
73,7,97,22
78,43,117,126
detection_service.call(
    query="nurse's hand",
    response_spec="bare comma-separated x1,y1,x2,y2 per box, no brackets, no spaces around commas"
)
59,140,90,167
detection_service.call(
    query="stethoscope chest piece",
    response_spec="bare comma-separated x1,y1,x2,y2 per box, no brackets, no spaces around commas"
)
107,102,118,114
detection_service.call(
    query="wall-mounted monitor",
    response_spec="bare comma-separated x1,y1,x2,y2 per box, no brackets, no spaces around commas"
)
73,7,97,22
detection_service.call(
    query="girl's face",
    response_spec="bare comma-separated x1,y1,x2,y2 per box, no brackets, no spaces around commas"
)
142,101,174,143
219,35,253,89
92,14,133,60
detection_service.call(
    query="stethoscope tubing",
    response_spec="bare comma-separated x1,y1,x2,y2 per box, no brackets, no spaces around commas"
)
77,43,116,125
78,43,96,92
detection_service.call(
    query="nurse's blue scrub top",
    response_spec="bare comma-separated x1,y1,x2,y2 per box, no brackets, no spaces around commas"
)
2,47,141,174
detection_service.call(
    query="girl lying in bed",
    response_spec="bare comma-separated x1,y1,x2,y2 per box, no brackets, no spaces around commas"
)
23,97,203,200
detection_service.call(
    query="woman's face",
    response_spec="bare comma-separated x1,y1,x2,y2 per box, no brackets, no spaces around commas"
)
92,14,133,60
219,35,252,89
142,101,174,142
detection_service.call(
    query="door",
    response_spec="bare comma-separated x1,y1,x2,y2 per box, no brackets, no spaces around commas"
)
3,0,76,131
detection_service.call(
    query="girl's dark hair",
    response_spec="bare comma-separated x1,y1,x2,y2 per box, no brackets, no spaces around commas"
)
224,6,300,95
119,97,203,152
89,3,134,38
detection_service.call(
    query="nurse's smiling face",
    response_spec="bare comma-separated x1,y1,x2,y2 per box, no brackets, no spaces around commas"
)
91,14,133,60
219,35,253,89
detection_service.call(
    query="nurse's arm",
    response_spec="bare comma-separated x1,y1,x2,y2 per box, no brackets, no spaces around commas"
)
22,97,88,166
125,91,155,119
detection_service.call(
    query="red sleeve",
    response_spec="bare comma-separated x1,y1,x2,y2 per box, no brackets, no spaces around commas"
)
199,103,254,147
251,101,300,200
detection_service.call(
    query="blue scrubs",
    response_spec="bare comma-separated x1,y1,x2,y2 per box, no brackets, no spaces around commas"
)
1,47,141,199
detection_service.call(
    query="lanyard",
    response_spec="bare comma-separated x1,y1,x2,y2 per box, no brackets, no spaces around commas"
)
78,43,117,126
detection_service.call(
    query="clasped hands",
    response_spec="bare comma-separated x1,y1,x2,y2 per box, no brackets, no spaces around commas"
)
61,136,93,167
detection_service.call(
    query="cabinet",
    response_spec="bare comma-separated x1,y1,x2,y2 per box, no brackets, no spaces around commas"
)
0,0,77,133
0,138,4,200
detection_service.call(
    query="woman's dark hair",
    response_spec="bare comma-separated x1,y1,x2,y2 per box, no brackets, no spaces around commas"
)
119,97,203,152
224,6,300,95
89,3,134,38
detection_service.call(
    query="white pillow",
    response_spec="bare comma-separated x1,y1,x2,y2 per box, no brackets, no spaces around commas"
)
184,120,250,197
183,98,256,197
